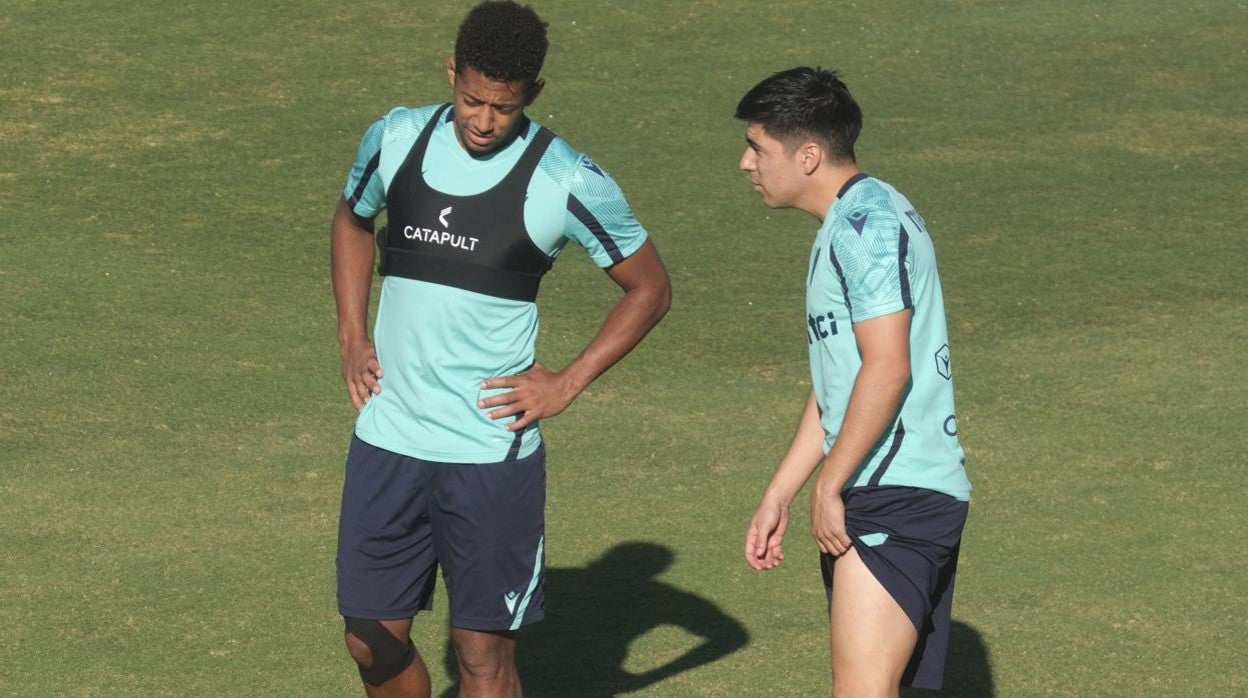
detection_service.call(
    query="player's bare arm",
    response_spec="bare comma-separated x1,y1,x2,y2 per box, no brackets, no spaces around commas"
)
809,308,913,556
745,390,826,570
330,196,383,411
479,239,671,432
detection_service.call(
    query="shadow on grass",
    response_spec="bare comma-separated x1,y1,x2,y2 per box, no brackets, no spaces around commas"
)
439,542,749,697
903,621,995,697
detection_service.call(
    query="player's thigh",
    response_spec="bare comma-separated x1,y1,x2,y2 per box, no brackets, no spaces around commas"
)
337,435,439,619
433,445,547,631
829,547,917,694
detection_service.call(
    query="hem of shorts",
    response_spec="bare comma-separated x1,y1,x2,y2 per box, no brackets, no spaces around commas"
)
354,429,543,465
338,604,429,621
450,610,545,632
903,674,943,691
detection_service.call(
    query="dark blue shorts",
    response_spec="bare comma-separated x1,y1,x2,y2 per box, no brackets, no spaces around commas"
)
821,486,968,691
336,435,546,631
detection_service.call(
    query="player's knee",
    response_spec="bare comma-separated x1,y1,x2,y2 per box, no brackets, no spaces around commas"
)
453,632,513,682
344,631,373,667
343,618,416,687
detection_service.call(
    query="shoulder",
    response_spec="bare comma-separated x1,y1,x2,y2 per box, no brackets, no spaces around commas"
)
534,130,619,194
837,178,903,237
373,103,447,144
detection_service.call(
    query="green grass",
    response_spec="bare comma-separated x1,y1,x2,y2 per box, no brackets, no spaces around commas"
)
3,1,1245,695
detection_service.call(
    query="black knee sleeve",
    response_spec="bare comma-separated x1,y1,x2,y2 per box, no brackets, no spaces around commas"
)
344,617,416,687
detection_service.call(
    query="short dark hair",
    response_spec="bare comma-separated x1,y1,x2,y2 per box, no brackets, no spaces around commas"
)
454,1,549,88
735,67,862,162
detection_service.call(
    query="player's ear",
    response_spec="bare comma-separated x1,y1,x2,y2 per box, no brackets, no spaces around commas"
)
524,78,545,106
446,55,457,89
800,141,822,175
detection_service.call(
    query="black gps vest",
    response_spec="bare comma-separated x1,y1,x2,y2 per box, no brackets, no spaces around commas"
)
379,104,556,302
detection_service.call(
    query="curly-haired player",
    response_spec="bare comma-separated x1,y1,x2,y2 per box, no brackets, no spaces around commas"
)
330,3,671,696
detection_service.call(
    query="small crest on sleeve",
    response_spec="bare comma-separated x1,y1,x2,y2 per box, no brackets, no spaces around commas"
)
848,210,870,236
580,158,605,177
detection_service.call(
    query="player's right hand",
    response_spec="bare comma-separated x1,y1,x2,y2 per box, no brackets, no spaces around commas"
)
745,498,789,570
810,476,853,556
340,338,383,412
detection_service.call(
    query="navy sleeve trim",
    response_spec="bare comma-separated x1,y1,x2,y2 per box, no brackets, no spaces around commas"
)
828,246,854,319
347,151,381,209
867,420,906,487
898,225,913,309
567,193,624,264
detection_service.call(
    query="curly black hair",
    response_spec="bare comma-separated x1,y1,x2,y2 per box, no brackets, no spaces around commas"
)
454,1,549,86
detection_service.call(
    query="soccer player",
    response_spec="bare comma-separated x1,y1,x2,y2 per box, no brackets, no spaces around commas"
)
737,67,971,696
329,3,671,696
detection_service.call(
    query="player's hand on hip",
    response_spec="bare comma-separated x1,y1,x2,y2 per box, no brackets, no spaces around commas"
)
810,477,853,556
340,338,383,412
479,362,576,432
745,497,789,570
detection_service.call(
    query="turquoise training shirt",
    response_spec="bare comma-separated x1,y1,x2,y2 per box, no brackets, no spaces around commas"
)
341,105,649,463
806,174,971,500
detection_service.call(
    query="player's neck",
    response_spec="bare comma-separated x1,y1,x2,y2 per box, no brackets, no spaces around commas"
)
798,165,862,222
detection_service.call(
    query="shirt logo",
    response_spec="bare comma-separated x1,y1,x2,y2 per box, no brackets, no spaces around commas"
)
934,344,952,380
503,590,519,614
905,209,928,235
438,206,453,228
807,310,838,344
580,159,605,177
848,210,870,236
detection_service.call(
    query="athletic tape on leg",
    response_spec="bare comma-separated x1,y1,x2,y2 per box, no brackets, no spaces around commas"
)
344,617,416,687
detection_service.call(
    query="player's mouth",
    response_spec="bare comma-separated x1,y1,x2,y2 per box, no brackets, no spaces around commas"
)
467,130,494,148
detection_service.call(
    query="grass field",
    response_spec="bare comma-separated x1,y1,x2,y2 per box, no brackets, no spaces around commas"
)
3,1,1246,695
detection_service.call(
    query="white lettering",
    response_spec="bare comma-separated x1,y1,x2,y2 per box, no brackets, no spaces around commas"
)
399,224,481,253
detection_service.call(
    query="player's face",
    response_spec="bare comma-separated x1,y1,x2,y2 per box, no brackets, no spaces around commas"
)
447,59,542,156
740,123,805,209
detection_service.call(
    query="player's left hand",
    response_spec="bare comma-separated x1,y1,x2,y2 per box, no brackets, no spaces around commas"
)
745,497,789,570
479,362,578,432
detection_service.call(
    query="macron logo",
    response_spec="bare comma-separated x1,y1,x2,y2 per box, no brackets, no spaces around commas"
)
503,591,519,614
438,206,453,228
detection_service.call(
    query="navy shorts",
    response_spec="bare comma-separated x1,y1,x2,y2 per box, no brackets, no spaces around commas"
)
821,486,968,690
336,435,546,631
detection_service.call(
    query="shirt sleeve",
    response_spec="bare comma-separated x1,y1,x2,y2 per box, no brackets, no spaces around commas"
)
832,205,913,323
341,117,387,218
562,155,649,268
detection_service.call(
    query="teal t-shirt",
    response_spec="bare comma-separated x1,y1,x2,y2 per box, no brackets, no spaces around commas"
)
806,174,971,501
341,105,648,463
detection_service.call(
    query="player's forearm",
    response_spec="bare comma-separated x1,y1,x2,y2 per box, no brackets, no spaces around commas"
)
559,276,670,395
763,391,826,506
816,357,910,489
330,198,377,350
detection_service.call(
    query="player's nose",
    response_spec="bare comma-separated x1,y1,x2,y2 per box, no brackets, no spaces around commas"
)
474,110,495,134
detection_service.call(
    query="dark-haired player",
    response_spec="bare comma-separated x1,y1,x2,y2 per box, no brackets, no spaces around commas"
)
736,67,971,695
330,3,670,696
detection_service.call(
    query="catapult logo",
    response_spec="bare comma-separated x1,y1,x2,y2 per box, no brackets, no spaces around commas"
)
934,344,952,380
402,206,479,252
